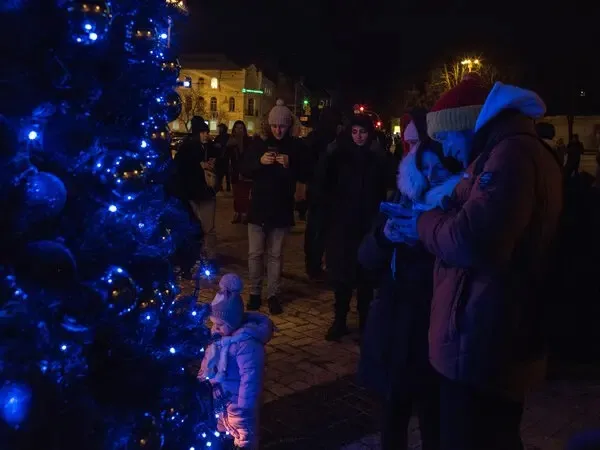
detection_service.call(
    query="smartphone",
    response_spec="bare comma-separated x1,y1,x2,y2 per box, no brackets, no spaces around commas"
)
379,202,412,219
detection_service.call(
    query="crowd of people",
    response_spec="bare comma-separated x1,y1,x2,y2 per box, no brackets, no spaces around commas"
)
168,74,600,449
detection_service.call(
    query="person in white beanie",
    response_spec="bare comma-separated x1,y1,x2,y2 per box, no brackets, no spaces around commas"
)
239,100,311,315
198,273,274,449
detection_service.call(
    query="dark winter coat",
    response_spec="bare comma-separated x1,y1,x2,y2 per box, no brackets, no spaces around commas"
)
171,137,219,202
357,175,462,395
239,134,310,229
226,135,253,184
214,132,230,175
417,93,563,400
313,135,396,284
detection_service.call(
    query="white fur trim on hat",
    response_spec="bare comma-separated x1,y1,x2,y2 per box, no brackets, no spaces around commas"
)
426,105,482,140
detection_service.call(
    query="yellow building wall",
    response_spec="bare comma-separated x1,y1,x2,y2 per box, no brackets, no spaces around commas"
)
171,65,276,136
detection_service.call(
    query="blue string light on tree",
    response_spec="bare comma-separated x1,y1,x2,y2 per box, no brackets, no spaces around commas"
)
93,266,137,316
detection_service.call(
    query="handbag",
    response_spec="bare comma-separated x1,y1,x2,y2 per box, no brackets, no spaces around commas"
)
204,167,218,190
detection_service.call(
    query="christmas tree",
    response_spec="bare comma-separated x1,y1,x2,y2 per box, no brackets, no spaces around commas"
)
0,1,223,448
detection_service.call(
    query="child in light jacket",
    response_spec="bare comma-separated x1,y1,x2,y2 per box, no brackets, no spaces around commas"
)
198,274,274,449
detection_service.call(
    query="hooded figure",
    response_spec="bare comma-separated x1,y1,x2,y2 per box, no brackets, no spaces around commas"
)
312,113,397,341
357,108,462,450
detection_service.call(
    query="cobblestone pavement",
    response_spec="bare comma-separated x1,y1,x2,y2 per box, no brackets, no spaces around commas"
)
181,193,600,450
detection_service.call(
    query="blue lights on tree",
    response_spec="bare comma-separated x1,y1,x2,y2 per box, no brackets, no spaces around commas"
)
0,0,222,449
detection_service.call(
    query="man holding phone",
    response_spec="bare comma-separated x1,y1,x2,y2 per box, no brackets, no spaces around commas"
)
240,100,309,315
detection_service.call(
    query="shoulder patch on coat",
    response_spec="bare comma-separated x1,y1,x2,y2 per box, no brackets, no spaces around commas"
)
477,171,495,189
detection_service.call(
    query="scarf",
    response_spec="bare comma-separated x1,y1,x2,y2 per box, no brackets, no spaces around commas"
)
203,332,251,384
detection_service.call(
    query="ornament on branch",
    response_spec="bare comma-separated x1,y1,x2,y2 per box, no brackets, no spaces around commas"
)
63,0,113,45
160,58,181,79
20,171,67,224
165,0,188,15
93,266,137,316
126,16,158,61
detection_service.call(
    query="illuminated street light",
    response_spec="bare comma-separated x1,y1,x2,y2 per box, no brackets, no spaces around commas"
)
461,58,481,72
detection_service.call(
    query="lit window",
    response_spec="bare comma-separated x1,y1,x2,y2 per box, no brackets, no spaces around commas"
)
580,90,586,97
247,121,255,132
211,77,219,89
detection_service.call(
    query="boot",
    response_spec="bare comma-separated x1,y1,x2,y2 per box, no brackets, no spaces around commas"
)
231,213,241,224
325,316,349,341
246,294,261,311
267,296,283,315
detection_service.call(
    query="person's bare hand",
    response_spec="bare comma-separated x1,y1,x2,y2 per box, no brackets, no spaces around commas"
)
260,152,276,165
275,154,289,168
201,161,215,171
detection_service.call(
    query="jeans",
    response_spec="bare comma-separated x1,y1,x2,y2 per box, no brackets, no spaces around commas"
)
439,376,524,450
248,224,288,299
189,198,217,260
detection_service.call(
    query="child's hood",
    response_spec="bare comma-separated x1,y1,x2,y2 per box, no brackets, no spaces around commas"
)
232,312,274,344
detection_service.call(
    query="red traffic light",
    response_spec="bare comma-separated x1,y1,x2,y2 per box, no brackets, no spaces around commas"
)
359,106,365,112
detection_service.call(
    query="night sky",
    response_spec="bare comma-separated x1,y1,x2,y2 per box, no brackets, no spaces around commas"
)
181,1,598,116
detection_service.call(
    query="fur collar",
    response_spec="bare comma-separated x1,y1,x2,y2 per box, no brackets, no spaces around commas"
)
397,150,428,200
423,175,463,209
397,150,462,208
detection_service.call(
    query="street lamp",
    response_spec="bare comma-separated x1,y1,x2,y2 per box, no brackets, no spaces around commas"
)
461,58,481,72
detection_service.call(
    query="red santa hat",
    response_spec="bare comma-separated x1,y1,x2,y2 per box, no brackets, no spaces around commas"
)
426,73,489,140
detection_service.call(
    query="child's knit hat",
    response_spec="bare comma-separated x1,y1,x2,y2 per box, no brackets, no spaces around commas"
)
210,274,245,329
219,273,243,294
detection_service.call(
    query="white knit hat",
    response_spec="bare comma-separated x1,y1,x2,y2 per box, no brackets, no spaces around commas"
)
268,99,293,126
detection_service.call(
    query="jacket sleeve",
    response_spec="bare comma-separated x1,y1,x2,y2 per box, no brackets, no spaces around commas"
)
233,340,264,410
358,212,394,272
417,138,536,269
239,140,265,179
